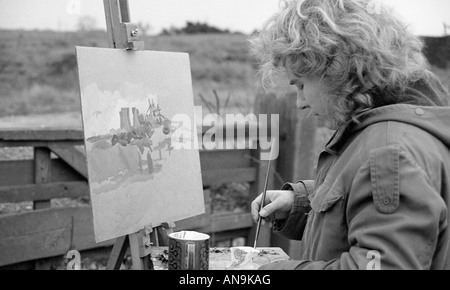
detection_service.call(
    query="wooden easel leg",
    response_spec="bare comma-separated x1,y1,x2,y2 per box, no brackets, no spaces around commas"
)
106,223,175,270
106,235,129,270
129,233,153,270
128,233,144,270
157,222,175,246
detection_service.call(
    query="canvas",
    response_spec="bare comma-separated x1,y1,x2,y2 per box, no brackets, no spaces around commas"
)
76,46,204,242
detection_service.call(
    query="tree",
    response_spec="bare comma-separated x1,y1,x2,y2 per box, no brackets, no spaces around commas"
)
159,21,231,35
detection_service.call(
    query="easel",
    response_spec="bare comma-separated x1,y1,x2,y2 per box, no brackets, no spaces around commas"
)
102,0,175,270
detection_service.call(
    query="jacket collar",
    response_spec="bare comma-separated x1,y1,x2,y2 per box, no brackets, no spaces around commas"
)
324,104,427,155
324,72,450,154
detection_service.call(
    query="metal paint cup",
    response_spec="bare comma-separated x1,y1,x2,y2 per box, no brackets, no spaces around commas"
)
168,231,210,270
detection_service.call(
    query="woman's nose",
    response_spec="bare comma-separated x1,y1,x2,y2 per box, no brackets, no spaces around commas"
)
296,90,308,109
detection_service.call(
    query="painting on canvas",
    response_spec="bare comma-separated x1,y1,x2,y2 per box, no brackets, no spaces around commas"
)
76,46,204,242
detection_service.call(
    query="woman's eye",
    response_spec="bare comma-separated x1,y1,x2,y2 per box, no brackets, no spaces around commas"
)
298,84,304,90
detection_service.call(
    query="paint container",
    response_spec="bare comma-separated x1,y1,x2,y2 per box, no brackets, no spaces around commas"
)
168,231,210,270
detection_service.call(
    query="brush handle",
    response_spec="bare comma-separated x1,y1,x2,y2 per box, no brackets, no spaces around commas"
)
253,138,275,248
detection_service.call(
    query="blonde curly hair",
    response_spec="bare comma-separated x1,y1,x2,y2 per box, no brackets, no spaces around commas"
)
250,0,429,128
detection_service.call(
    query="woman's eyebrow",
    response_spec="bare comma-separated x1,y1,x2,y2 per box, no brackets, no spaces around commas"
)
289,80,297,86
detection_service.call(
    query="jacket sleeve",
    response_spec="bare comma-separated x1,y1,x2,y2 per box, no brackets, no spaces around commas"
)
261,145,448,270
271,180,314,240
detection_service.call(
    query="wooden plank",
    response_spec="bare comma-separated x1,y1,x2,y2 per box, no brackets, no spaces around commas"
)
0,112,82,131
48,143,88,179
0,181,88,203
103,0,126,49
0,187,254,267
0,140,83,148
0,125,269,142
128,232,153,270
174,213,209,231
175,212,253,233
0,129,83,141
200,149,252,170
118,0,130,22
106,236,129,270
0,208,72,266
202,167,257,186
33,147,51,210
177,212,254,234
128,233,145,270
0,160,35,186
103,0,115,48
0,226,71,268
0,207,114,267
0,159,85,186
209,228,252,243
50,158,87,183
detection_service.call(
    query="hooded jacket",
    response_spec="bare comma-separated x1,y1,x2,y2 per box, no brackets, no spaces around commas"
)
264,73,450,270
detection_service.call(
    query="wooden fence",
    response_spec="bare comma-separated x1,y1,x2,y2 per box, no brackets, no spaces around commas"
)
0,124,277,269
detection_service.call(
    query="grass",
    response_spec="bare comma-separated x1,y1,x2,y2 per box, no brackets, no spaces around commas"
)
1,84,80,116
0,30,259,118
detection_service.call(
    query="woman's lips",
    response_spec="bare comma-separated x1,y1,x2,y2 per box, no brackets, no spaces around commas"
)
298,104,311,110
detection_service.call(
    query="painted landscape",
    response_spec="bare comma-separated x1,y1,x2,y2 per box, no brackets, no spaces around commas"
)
77,47,204,242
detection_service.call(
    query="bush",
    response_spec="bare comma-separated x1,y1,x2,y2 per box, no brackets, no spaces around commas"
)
160,21,230,35
47,53,77,76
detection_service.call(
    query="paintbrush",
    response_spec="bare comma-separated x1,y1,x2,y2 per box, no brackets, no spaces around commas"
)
253,138,276,249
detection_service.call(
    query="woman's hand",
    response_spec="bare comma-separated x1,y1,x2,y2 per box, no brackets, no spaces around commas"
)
251,190,295,228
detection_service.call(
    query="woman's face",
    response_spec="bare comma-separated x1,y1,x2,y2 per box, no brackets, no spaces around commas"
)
285,61,330,121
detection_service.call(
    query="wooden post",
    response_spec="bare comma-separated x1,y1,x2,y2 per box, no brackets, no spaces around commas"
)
33,148,52,210
103,0,144,50
33,147,53,270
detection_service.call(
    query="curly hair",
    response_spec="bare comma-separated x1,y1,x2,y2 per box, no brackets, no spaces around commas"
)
249,0,429,128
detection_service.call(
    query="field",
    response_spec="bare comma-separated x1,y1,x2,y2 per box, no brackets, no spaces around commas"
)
0,30,261,118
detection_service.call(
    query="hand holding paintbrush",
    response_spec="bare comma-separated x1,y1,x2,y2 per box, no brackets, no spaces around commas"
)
252,138,275,249
251,138,296,248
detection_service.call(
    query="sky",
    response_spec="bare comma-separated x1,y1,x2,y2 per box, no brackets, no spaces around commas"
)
0,0,449,36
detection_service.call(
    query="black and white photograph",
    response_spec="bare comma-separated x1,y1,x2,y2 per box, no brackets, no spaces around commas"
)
0,0,449,273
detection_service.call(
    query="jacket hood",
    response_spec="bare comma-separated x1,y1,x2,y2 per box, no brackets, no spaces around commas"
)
326,73,450,153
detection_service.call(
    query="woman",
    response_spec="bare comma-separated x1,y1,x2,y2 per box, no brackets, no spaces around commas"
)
250,0,450,270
